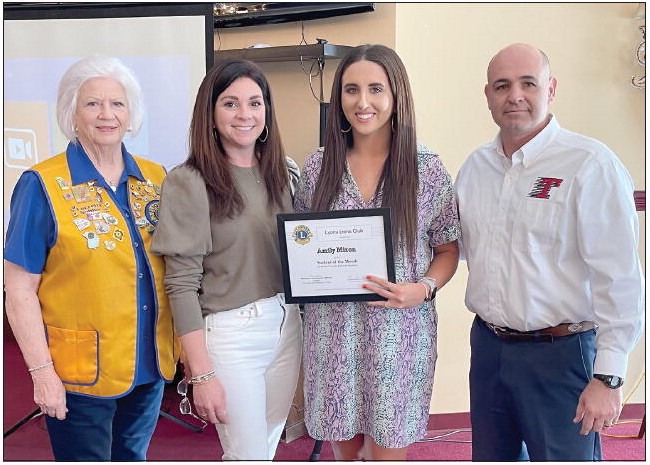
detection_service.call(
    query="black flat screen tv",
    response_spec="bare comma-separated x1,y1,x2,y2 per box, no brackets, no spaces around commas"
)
213,2,376,28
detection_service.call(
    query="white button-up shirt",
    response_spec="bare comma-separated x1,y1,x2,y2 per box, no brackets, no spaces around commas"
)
455,116,644,377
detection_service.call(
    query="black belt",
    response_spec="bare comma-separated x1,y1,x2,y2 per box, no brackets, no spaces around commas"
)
478,316,597,342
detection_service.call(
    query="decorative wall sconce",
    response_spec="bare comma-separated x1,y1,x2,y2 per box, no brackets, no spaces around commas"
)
631,3,645,89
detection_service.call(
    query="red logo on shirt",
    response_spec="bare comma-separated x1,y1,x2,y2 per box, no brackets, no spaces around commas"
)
528,177,563,199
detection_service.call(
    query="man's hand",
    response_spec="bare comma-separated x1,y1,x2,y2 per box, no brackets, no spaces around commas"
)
573,378,622,435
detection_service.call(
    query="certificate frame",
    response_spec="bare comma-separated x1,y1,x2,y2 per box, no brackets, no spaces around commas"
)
277,208,395,304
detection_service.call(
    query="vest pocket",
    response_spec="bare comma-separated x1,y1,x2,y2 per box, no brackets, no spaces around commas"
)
46,326,99,385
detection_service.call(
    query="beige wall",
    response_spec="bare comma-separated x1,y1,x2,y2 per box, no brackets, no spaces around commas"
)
216,3,645,413
214,3,396,163
395,2,645,413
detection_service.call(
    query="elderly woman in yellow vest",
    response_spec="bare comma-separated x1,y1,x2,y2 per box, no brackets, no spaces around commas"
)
4,56,179,461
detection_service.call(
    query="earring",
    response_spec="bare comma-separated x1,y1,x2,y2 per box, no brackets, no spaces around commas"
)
258,125,269,143
341,122,352,134
391,114,396,132
212,127,219,141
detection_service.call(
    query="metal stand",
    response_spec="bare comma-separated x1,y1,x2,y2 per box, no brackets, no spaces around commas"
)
309,439,323,461
3,406,203,438
158,409,203,433
3,408,43,438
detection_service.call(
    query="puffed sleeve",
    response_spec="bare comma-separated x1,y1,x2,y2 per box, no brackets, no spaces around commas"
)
151,164,212,335
285,156,301,198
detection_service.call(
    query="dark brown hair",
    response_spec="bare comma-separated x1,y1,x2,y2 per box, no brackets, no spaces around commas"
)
185,59,288,219
311,44,418,253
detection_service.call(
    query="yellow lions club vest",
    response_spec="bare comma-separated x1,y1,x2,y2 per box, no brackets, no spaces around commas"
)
33,152,179,398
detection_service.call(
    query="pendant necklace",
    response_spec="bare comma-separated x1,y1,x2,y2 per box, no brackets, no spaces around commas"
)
248,167,261,184
102,175,119,192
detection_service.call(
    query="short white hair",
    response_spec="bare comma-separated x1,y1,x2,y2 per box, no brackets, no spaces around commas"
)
56,56,144,142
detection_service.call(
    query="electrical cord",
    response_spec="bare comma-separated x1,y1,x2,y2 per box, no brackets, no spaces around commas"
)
215,26,222,51
602,419,645,439
417,428,472,443
299,58,322,102
297,21,323,103
299,22,308,45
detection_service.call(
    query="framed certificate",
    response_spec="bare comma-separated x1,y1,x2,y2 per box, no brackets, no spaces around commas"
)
277,208,395,304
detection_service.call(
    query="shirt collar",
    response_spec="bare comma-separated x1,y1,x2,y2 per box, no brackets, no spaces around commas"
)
66,142,145,186
494,115,561,168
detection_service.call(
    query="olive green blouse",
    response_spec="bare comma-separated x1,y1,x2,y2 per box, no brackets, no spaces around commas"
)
151,161,297,335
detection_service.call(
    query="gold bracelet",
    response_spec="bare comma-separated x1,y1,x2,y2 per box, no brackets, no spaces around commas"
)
188,370,216,385
28,361,54,373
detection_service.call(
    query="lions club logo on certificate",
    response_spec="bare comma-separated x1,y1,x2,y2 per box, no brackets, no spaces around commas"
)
292,225,313,245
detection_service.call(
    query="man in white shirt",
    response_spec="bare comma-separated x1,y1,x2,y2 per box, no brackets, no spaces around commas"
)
455,43,644,461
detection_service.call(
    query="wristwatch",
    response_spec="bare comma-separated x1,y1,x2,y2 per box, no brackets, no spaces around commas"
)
418,277,437,302
593,374,624,389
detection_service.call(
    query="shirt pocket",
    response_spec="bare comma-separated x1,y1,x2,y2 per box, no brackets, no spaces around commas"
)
46,325,99,386
513,199,561,253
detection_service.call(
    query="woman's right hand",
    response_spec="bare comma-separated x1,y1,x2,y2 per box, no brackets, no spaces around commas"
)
191,377,229,424
31,367,68,420
4,262,68,421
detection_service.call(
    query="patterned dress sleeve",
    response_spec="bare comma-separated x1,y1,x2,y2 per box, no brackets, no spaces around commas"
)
420,151,461,248
151,165,212,335
294,149,323,213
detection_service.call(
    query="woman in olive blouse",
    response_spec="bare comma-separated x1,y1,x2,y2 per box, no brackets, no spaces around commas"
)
152,59,301,461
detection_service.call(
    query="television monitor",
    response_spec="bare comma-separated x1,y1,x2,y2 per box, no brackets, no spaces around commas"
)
213,2,376,28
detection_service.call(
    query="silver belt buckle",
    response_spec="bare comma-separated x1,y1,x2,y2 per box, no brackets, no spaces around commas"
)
567,323,583,333
489,323,508,334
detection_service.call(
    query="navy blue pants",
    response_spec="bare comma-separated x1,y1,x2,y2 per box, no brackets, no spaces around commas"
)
470,316,602,461
45,380,164,461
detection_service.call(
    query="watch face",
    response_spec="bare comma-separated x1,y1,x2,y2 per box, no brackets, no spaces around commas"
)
595,374,624,388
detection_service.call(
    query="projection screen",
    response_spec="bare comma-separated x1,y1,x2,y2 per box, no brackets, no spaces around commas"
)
3,2,214,232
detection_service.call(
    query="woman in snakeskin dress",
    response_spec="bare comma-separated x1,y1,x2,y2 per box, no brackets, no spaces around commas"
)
294,44,460,461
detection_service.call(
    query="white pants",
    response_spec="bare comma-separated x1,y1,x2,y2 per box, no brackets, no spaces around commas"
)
204,293,303,460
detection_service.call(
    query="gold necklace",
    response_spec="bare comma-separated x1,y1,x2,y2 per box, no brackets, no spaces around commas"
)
248,167,261,184
85,147,122,187
96,169,120,191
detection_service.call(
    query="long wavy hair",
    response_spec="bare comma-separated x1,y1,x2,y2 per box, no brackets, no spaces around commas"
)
185,59,288,219
311,44,419,253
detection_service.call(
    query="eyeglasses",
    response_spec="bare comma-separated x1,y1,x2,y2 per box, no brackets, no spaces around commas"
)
177,378,208,429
